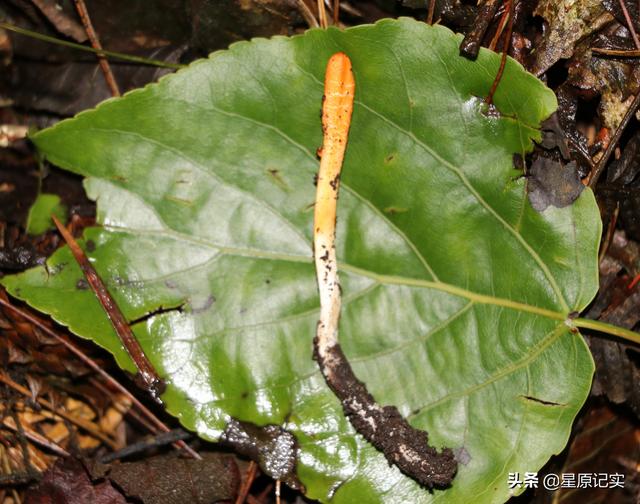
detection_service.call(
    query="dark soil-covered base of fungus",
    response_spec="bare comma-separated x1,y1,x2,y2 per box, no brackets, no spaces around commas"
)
314,339,458,488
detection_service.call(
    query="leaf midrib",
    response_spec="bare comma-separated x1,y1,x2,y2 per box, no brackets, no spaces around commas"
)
99,223,571,323
66,109,569,313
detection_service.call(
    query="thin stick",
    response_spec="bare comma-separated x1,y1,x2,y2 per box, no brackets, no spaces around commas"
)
592,47,640,57
52,216,165,402
295,0,319,28
485,0,514,105
2,416,70,457
312,53,456,488
0,372,117,449
588,91,640,188
317,0,328,28
427,0,436,24
99,429,191,463
0,294,199,459
235,461,258,504
73,0,120,96
275,479,281,504
618,0,640,49
0,22,182,69
333,0,340,25
488,3,510,51
598,204,619,264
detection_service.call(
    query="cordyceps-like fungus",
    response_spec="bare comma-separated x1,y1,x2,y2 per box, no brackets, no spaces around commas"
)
312,52,457,488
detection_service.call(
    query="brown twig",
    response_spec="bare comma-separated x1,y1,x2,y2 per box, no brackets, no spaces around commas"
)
618,0,640,49
485,0,514,105
275,480,281,504
427,0,436,24
333,0,340,25
592,47,640,57
599,204,619,264
0,293,199,460
99,429,191,463
30,0,87,42
2,415,70,457
459,0,502,59
295,0,319,28
588,91,640,188
317,0,328,28
488,3,510,51
52,216,164,402
235,461,258,504
0,372,117,449
72,0,120,96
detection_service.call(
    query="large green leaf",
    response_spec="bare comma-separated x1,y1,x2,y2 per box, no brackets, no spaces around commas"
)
3,18,600,503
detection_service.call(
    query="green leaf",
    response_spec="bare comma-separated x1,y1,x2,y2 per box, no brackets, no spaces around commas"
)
26,193,67,235
2,19,600,503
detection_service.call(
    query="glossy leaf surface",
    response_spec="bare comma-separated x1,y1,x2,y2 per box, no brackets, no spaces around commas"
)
2,19,600,503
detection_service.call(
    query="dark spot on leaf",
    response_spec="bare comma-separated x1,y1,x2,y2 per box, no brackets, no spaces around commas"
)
313,174,318,186
241,391,249,399
76,278,89,290
265,279,271,284
85,240,96,252
192,295,216,314
129,304,186,326
384,153,396,164
454,447,472,466
520,395,564,407
266,168,288,190
165,195,194,206
129,304,185,326
384,207,408,215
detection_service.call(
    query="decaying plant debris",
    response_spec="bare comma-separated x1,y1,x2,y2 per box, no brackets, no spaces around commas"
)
0,1,640,503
